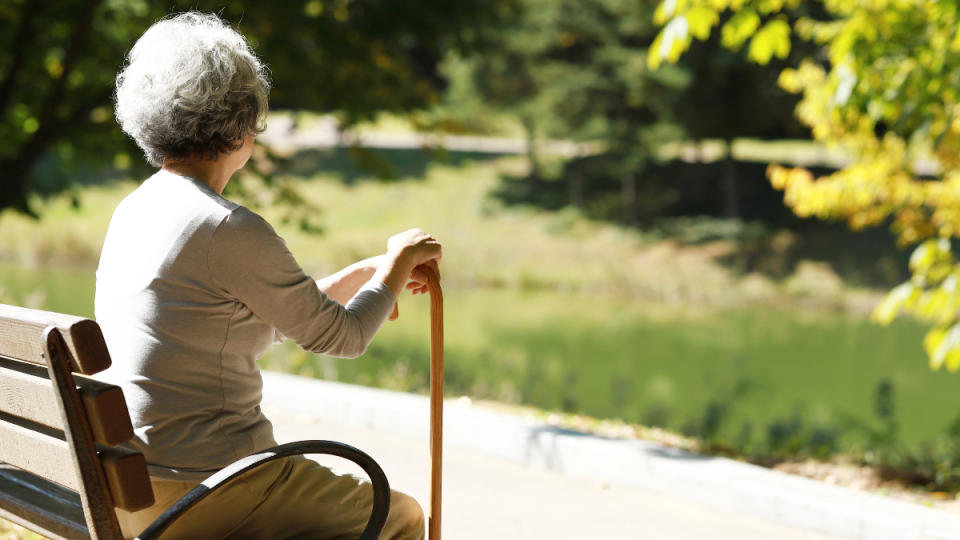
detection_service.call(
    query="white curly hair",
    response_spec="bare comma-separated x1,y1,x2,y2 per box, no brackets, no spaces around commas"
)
114,12,271,167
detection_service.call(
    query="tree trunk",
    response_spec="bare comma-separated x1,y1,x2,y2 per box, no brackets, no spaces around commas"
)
569,170,583,208
722,138,739,218
622,171,638,226
0,1,41,119
521,116,543,195
0,0,103,214
0,158,33,214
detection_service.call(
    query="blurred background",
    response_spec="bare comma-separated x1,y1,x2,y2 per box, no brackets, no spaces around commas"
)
1,0,959,519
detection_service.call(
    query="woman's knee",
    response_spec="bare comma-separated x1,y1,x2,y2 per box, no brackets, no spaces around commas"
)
385,490,425,540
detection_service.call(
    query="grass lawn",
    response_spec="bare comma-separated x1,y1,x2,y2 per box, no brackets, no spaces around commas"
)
0,152,955,470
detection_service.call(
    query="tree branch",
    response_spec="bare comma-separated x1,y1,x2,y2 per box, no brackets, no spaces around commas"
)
35,0,102,136
0,0,41,118
0,0,104,213
0,86,113,213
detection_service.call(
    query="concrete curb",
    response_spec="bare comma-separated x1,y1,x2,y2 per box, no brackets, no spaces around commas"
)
261,371,960,540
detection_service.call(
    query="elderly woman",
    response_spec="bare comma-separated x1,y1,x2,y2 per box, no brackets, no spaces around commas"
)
95,12,438,539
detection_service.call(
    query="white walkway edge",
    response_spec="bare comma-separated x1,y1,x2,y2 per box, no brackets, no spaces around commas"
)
260,371,960,540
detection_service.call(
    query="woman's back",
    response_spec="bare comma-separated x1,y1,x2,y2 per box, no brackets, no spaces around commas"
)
95,170,277,480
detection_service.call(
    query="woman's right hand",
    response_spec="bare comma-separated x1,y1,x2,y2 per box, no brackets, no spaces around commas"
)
387,228,442,271
375,228,442,298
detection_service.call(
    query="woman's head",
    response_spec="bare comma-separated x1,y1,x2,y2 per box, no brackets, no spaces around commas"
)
115,12,270,167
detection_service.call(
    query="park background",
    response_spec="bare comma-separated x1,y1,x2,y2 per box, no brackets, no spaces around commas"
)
2,0,960,534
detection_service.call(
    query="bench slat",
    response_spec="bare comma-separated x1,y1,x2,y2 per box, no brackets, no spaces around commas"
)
79,379,136,447
100,448,153,512
0,304,110,375
0,417,151,512
0,464,87,540
0,416,77,491
0,362,134,446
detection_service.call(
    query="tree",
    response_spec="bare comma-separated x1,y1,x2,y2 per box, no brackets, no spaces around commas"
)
672,26,809,218
0,0,509,214
546,0,690,225
447,0,690,224
651,0,960,371
452,0,558,193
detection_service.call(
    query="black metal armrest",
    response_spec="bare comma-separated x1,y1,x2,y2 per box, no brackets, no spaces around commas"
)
135,440,391,540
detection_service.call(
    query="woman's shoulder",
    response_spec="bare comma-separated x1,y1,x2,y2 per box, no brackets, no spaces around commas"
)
121,170,235,210
207,202,288,261
216,204,275,237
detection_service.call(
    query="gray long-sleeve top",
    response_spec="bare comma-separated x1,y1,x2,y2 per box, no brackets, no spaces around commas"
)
94,170,394,480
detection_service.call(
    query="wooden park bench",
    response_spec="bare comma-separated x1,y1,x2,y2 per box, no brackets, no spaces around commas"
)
0,304,390,540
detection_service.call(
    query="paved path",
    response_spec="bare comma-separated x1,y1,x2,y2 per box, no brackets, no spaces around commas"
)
261,373,960,540
264,407,833,540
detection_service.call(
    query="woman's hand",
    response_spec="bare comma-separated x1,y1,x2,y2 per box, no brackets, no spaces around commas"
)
387,259,440,321
375,228,442,300
406,259,441,295
387,228,442,271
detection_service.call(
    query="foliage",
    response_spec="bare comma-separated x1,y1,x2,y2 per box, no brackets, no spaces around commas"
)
6,153,960,490
439,0,805,223
651,0,960,370
443,0,691,223
0,0,509,214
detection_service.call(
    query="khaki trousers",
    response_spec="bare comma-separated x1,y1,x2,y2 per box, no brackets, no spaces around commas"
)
116,456,425,539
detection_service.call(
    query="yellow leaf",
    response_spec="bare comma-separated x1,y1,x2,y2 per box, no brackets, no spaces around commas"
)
686,6,719,41
871,282,916,325
654,0,678,25
655,17,692,65
915,289,951,319
946,347,960,372
929,325,960,371
924,327,947,365
951,26,960,51
648,33,665,70
749,19,792,65
721,9,760,50
909,240,937,272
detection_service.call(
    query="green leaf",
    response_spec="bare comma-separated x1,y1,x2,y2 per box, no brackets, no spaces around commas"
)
22,117,39,134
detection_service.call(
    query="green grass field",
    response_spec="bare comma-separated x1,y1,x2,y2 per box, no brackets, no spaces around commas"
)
0,153,954,466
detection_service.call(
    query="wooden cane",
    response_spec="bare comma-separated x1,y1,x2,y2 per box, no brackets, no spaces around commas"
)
423,266,443,540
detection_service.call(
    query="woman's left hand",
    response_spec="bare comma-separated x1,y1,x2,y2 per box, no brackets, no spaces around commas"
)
387,259,440,321
406,259,441,295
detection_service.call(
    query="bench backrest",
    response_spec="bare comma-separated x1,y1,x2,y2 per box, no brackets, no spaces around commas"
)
0,304,154,539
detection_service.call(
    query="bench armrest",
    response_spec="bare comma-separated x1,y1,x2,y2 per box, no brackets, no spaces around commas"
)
135,440,391,540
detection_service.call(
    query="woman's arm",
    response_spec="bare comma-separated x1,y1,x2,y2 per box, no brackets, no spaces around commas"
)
210,216,440,358
316,256,384,305
317,234,442,306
